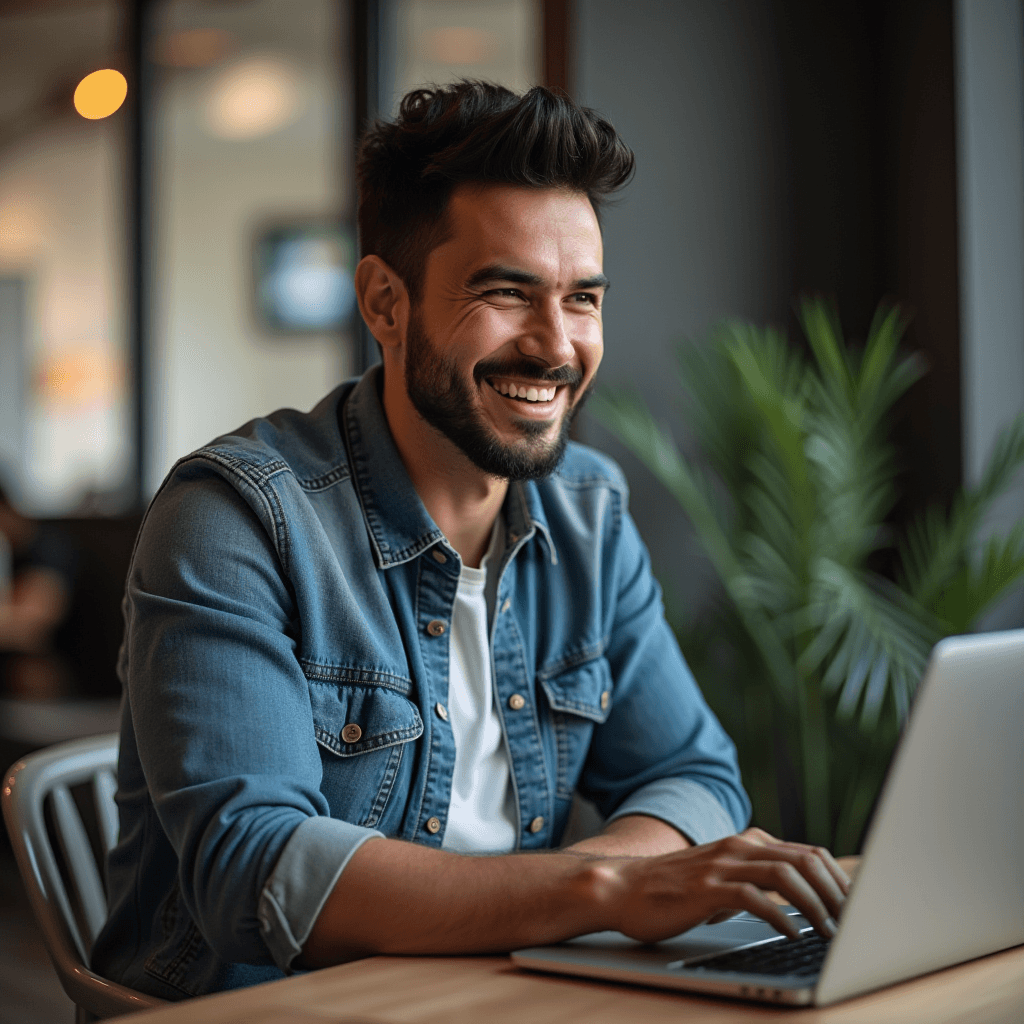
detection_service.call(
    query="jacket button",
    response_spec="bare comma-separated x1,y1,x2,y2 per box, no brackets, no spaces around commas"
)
600,691,610,711
500,597,511,614
426,619,446,637
529,816,545,834
426,816,441,834
341,723,362,743
508,693,526,711
435,702,449,721
432,549,447,564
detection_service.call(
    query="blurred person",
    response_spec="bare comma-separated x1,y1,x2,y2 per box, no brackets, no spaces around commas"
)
0,477,77,700
93,82,848,999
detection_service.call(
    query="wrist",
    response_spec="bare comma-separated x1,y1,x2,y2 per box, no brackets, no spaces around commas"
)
568,855,629,934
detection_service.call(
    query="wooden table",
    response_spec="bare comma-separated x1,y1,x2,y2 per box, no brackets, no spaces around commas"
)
118,857,1024,1024
116,943,1024,1024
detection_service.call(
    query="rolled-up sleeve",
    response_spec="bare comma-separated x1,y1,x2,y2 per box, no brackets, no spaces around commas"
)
605,777,738,846
580,494,752,839
125,459,378,970
258,817,381,970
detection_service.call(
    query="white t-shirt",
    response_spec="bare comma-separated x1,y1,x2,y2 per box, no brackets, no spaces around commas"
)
441,520,518,854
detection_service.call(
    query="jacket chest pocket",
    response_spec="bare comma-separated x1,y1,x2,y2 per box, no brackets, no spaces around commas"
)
308,681,423,828
538,657,613,800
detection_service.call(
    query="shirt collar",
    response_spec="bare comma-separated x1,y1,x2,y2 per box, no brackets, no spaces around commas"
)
342,365,559,569
342,366,444,569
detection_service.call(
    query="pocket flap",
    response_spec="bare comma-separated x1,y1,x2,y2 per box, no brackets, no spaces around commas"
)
310,683,423,757
539,658,613,723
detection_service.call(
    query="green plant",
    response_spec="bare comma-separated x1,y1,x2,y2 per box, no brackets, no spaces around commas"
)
591,299,1024,852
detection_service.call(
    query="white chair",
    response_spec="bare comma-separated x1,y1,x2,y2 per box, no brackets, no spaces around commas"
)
2,733,165,1021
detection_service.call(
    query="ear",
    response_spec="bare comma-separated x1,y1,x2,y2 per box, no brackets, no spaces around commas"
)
355,255,408,354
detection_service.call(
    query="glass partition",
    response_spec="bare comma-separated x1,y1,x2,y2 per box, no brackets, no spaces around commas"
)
145,0,355,493
0,2,130,515
383,0,542,113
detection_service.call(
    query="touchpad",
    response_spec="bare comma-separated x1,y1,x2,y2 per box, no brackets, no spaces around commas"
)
559,907,809,965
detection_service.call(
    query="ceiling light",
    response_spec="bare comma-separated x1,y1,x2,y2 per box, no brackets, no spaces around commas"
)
73,69,128,120
203,56,302,140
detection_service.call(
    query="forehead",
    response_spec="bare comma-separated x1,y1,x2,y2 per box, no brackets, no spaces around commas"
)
429,184,604,282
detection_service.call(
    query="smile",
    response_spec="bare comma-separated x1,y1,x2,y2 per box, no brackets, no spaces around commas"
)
488,379,559,403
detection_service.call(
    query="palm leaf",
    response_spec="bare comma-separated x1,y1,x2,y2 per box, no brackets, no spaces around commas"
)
901,413,1024,610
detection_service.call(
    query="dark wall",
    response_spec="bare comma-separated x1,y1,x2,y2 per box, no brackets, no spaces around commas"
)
776,0,962,515
577,0,963,620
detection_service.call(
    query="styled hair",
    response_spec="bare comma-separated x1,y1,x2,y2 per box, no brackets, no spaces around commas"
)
356,80,635,301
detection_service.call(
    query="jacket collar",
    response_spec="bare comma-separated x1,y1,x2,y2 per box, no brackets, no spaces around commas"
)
342,365,558,569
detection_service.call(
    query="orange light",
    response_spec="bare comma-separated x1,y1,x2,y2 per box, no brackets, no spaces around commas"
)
73,69,128,120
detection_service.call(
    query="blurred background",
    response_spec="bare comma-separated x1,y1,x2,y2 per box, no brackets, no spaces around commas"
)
1,0,1023,1018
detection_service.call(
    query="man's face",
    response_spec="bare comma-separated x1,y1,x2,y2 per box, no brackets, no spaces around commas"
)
402,185,606,481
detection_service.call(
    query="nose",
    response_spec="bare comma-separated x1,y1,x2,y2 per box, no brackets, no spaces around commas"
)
518,298,576,368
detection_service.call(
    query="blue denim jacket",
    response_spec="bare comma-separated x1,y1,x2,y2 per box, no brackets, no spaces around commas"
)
92,367,749,999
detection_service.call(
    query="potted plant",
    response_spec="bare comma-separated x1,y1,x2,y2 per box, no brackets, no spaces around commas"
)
591,299,1024,852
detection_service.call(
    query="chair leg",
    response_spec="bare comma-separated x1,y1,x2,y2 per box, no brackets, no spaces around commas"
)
76,1005,99,1023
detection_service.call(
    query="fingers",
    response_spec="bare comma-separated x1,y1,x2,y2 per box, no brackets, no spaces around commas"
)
715,882,802,940
729,832,847,919
740,830,850,892
795,843,851,897
722,861,836,939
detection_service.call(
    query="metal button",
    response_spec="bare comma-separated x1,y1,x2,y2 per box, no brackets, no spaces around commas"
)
529,816,545,834
508,693,526,711
426,619,446,637
341,723,362,744
500,597,511,614
425,816,441,834
600,691,610,711
432,549,447,564
435,702,448,721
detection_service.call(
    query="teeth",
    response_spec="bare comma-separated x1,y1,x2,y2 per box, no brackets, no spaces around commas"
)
492,381,556,402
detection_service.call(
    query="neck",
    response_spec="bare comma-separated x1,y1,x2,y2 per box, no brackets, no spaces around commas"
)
381,367,508,569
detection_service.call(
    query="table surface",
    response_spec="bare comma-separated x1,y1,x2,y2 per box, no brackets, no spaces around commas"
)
119,858,1024,1024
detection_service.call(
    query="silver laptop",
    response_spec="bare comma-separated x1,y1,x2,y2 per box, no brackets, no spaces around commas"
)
512,629,1024,1006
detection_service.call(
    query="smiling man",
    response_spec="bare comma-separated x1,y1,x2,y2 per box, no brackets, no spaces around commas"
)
92,82,848,999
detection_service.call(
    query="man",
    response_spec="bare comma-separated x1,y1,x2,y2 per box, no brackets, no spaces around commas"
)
93,83,847,999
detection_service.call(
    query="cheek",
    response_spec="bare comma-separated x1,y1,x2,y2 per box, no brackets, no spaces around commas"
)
449,306,516,354
578,321,604,373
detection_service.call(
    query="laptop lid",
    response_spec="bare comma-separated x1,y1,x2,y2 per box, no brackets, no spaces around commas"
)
814,628,1024,1004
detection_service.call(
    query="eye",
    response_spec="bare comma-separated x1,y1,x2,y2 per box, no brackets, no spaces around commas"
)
569,292,601,307
484,288,526,301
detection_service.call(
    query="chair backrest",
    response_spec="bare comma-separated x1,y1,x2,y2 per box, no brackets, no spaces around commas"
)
2,733,164,1019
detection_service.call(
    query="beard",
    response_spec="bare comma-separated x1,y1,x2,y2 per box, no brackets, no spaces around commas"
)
404,313,591,482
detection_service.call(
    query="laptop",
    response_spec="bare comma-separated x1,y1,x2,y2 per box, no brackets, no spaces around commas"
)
512,629,1024,1006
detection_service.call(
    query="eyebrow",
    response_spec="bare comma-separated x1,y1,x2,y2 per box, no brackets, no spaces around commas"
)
465,264,611,292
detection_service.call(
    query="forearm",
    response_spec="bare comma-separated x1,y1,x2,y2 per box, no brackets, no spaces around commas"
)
302,828,851,969
563,813,692,859
300,836,612,967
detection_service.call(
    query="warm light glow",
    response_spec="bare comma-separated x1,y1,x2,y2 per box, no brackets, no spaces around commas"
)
422,27,498,65
204,56,302,140
35,343,123,409
0,198,45,262
153,28,233,68
73,69,128,120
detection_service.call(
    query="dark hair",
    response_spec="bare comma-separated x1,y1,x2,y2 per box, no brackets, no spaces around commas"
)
356,80,635,301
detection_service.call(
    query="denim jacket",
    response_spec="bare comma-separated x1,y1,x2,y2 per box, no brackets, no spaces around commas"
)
93,367,750,999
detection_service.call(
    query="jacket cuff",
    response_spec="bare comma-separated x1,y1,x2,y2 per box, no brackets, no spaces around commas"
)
605,778,738,846
257,816,383,972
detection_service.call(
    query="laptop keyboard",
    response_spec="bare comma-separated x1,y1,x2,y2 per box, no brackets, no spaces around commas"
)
688,931,831,977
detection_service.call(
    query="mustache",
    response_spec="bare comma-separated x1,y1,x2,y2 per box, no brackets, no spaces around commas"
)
474,360,583,388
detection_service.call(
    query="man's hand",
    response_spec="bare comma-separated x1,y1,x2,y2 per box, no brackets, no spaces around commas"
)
593,827,850,944
302,826,849,967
